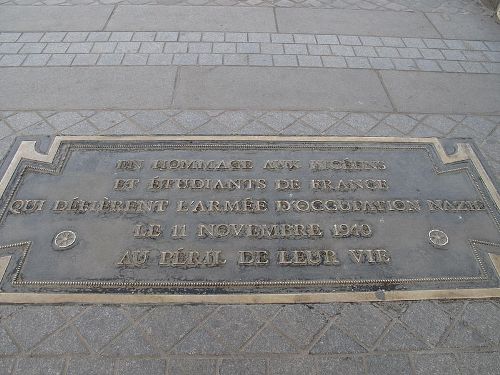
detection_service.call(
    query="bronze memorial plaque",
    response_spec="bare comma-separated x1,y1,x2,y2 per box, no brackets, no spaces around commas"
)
0,136,499,304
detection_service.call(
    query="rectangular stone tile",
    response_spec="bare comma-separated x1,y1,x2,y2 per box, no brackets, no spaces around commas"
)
426,14,500,41
0,66,176,110
0,6,113,32
173,66,391,111
276,9,440,37
380,71,500,114
106,6,276,32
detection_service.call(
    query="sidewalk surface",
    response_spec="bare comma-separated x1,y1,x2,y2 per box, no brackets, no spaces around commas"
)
0,0,499,374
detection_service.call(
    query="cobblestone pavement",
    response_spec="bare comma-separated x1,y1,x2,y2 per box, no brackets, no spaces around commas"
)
0,0,499,373
1,32,500,73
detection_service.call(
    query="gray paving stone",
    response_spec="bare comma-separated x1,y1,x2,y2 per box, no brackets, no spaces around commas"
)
376,322,427,351
115,359,166,375
225,32,247,42
67,42,93,54
354,45,377,57
346,56,371,68
294,34,317,44
198,53,222,65
92,41,117,53
103,325,159,356
201,306,263,350
66,357,114,375
271,305,328,348
87,31,110,42
413,353,460,375
380,71,500,113
298,55,322,66
339,35,361,45
393,58,417,70
365,355,412,375
220,359,266,375
376,46,399,58
63,32,89,42
426,13,500,41
316,34,339,45
19,42,46,53
33,326,89,355
321,56,347,67
109,32,133,42
106,5,276,32
261,43,284,54
223,53,247,65
189,42,212,53
0,66,177,109
167,358,216,375
440,320,492,348
0,358,14,374
415,59,441,71
268,357,316,375
72,306,131,352
400,302,452,346
244,326,297,353
248,53,272,65
277,8,440,37
308,44,331,55
97,53,123,65
420,48,445,59
462,302,500,343
0,33,21,42
115,41,140,53
72,53,99,65
142,305,215,352
179,31,202,42
14,357,65,375
315,357,365,375
156,31,178,42
123,53,149,65
369,57,395,69
0,6,113,32
174,66,391,110
0,43,23,54
132,31,156,42
202,31,225,42
248,32,270,43
43,43,70,53
310,324,366,354
0,326,18,354
47,53,75,66
458,352,500,375
271,33,294,43
22,54,50,66
0,54,25,66
284,43,307,55
335,304,390,347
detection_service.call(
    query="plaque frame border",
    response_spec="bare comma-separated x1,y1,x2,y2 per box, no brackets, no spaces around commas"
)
0,135,499,304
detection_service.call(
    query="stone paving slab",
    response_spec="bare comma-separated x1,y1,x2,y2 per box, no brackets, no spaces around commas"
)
426,13,500,41
276,8,440,37
0,0,492,16
106,6,277,32
0,6,113,32
0,66,177,110
380,71,500,114
0,110,498,177
173,66,392,110
0,301,498,374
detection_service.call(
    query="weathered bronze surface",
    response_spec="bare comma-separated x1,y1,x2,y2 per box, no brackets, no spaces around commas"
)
0,136,499,303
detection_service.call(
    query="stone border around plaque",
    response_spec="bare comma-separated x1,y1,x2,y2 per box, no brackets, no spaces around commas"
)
0,135,498,304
